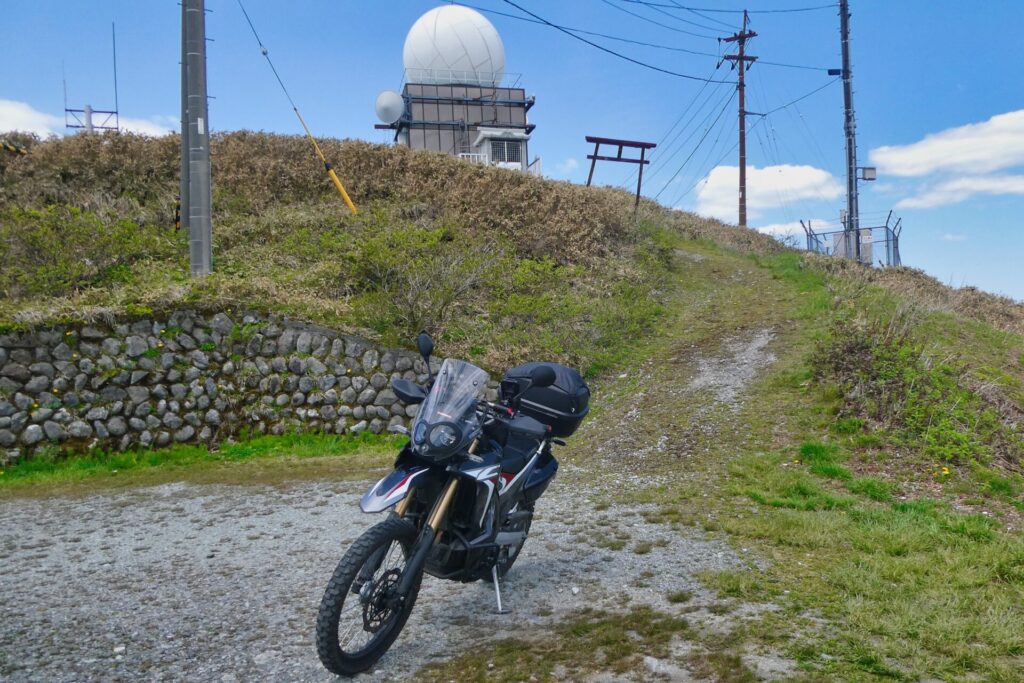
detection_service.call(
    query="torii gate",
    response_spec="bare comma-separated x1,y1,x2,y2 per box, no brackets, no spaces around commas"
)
584,136,656,209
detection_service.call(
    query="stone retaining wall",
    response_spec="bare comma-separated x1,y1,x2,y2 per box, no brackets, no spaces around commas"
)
0,310,490,464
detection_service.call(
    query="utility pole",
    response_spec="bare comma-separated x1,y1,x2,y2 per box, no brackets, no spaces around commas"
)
721,11,757,229
839,0,859,261
182,0,213,276
179,0,190,234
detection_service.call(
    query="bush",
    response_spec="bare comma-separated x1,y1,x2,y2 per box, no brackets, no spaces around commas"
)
812,311,1022,468
0,205,177,298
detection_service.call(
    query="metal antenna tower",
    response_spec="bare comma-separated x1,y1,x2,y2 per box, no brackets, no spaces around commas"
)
182,0,213,276
64,23,120,132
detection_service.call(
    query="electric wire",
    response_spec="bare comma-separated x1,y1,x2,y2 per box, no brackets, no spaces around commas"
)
762,77,840,115
674,95,736,200
500,0,733,82
459,3,829,70
617,0,728,32
618,62,724,187
644,85,735,185
623,2,838,13
670,2,736,31
654,90,736,200
667,117,765,208
597,0,720,39
236,0,358,213
237,0,298,109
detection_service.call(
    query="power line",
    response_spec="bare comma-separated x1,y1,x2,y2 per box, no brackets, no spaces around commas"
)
236,0,358,213
598,0,720,39
654,90,736,200
619,62,724,187
667,117,766,208
617,0,727,32
460,3,827,70
762,77,840,115
644,85,734,185
624,2,837,13
459,3,828,70
671,3,736,31
499,0,734,83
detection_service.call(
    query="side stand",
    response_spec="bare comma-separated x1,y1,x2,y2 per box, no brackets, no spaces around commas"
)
491,565,510,614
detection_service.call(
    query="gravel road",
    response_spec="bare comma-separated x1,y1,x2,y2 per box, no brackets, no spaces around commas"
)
0,466,744,682
1,327,787,681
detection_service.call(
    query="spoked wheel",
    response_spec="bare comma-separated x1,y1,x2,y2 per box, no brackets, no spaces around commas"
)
316,517,422,676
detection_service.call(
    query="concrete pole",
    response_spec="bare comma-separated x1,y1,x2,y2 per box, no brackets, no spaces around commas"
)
839,0,860,261
184,0,212,276
179,0,190,234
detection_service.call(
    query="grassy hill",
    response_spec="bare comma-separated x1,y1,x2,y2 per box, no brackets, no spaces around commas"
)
2,131,1023,679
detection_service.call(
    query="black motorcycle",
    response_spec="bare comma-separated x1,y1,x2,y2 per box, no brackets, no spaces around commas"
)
315,333,590,676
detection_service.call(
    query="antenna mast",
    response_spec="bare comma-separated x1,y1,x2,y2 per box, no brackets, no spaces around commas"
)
64,24,120,132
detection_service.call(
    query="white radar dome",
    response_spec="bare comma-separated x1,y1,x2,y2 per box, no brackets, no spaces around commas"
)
375,90,405,124
403,5,505,87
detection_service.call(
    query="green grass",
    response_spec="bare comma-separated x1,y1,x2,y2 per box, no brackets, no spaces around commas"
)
421,607,691,682
0,431,403,491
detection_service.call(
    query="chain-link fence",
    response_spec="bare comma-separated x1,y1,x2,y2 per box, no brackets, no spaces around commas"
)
802,213,903,267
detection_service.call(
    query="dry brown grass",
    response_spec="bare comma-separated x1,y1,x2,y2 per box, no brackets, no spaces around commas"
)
805,253,1024,336
1,131,781,266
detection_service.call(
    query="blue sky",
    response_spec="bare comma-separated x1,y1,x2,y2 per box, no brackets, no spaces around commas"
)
3,1,1022,300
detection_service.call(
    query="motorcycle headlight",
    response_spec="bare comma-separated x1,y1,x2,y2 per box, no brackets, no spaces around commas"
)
413,421,427,445
428,423,461,449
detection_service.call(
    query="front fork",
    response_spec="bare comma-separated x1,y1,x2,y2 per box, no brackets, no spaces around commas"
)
355,476,460,602
392,477,459,599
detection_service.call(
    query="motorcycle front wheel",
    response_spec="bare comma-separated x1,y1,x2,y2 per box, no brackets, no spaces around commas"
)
315,517,422,676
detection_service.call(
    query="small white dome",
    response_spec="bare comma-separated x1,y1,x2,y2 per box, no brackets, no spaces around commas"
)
403,6,505,87
375,90,404,124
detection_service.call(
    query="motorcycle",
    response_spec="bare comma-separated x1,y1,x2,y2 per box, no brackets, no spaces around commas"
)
315,332,590,676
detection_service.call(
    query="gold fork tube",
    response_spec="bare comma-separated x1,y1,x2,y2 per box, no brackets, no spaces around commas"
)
394,489,414,518
426,478,459,536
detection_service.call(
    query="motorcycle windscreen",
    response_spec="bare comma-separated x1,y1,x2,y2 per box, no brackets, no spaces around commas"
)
411,358,489,456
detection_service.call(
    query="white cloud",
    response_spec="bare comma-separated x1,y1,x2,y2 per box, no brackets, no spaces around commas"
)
870,109,1024,177
118,115,175,136
941,233,967,242
0,99,64,136
755,220,814,238
695,164,842,222
556,157,579,175
896,174,1024,209
0,99,174,137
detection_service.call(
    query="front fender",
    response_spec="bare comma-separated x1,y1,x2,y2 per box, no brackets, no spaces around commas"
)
360,466,429,513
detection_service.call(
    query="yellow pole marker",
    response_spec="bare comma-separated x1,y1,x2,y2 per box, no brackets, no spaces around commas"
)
294,109,358,214
237,0,358,215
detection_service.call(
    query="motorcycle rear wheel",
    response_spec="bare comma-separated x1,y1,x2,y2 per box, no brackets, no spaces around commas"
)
315,517,422,676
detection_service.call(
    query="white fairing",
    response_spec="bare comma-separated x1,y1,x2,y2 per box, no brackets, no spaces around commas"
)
360,468,428,513
403,6,505,86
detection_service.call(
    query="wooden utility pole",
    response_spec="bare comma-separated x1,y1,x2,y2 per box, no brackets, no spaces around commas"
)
721,11,757,228
839,0,860,261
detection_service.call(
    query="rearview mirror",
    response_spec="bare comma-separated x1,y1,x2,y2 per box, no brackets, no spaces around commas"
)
392,379,427,405
416,332,434,361
530,364,557,388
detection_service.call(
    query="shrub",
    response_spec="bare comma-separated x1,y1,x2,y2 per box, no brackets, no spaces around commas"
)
0,205,176,298
812,311,1022,468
